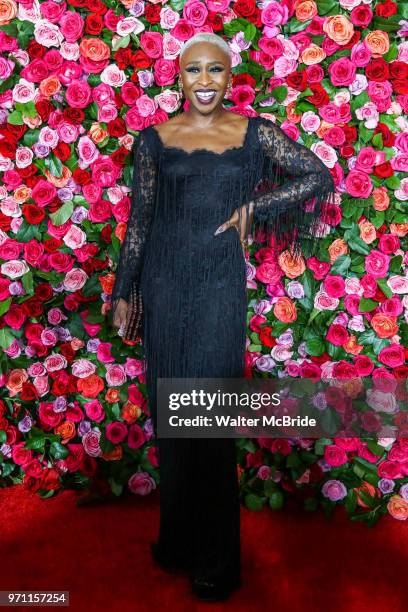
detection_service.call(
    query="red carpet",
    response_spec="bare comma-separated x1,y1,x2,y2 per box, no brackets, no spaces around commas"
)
0,484,407,612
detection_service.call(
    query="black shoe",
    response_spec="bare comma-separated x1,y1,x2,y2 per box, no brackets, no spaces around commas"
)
150,542,189,575
191,573,241,601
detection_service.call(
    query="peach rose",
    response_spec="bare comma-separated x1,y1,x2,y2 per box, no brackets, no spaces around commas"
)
328,239,348,263
79,38,110,62
387,495,408,520
390,223,408,237
365,30,390,57
0,0,17,25
6,368,28,396
273,297,297,323
89,123,109,144
102,445,123,461
122,401,142,424
295,1,317,22
44,165,72,188
54,421,76,443
359,221,377,243
343,334,364,355
278,251,306,278
323,15,354,46
39,76,61,98
371,314,398,339
301,44,326,66
372,186,390,211
14,185,31,204
354,481,379,508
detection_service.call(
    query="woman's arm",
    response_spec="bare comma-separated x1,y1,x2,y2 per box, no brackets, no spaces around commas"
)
110,129,157,333
223,116,337,257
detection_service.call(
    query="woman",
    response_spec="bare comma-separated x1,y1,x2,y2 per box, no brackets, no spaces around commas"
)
111,32,336,601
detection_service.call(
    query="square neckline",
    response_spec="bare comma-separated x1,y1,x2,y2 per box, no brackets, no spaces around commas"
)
149,115,252,157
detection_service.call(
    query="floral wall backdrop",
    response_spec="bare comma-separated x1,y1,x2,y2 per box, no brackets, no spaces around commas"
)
0,0,407,524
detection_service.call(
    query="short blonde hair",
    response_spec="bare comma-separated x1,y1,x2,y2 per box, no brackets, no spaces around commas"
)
179,33,231,63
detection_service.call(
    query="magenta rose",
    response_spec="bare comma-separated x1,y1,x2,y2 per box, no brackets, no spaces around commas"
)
91,156,121,188
354,355,374,376
128,424,145,449
60,11,84,42
326,323,349,346
364,250,390,278
31,179,57,207
324,444,348,467
378,344,405,368
345,169,373,198
106,421,128,444
328,57,356,87
324,275,346,298
65,79,92,109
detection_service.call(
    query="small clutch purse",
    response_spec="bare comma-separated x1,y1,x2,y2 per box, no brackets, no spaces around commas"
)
123,280,143,342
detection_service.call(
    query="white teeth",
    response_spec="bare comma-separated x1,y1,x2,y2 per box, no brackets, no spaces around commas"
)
195,91,216,99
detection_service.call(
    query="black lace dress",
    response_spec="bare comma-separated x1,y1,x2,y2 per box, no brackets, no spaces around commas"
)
110,114,336,582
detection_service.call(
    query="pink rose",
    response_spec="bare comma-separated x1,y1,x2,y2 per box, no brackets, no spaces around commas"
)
128,471,156,495
183,0,208,26
378,344,405,368
387,275,408,294
91,156,121,188
105,364,127,387
307,257,331,280
326,323,349,346
63,268,88,291
328,57,356,86
83,428,102,457
378,233,400,254
314,290,339,311
154,58,177,86
365,250,390,278
354,355,374,376
65,80,92,109
63,225,86,250
345,169,373,198
140,31,163,58
256,260,282,285
84,399,105,423
323,275,345,298
31,179,57,207
324,444,348,467
60,11,84,42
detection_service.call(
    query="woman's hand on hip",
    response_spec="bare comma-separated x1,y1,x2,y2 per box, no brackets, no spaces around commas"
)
112,298,128,332
214,201,254,256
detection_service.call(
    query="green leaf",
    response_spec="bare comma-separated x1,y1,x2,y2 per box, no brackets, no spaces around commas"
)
112,34,130,52
8,110,24,125
245,493,264,511
376,278,392,298
49,441,69,459
49,201,73,226
389,255,402,274
358,298,378,313
0,327,14,350
270,86,288,103
330,254,351,275
45,155,63,178
306,337,325,356
0,298,11,317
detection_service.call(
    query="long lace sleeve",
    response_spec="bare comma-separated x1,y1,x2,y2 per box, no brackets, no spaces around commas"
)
244,116,337,257
110,128,158,339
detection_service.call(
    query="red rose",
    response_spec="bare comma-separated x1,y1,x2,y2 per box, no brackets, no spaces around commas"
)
63,107,85,125
389,61,408,79
85,13,104,35
375,0,398,18
259,325,277,348
145,3,161,23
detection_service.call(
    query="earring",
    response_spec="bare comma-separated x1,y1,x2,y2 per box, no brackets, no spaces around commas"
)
225,76,233,99
178,76,183,96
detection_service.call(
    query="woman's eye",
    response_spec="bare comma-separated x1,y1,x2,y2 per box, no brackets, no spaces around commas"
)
185,66,224,73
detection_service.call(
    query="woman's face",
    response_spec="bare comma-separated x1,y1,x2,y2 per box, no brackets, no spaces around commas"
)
179,42,231,114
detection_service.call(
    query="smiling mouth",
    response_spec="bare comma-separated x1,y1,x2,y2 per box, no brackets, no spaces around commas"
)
194,90,217,103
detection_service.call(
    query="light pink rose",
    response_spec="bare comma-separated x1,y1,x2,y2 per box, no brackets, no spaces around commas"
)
160,7,180,30
34,21,64,48
12,78,36,103
71,359,96,378
28,362,46,377
1,260,29,279
43,353,68,372
47,308,66,325
63,268,88,291
97,103,117,123
56,120,80,144
77,136,98,166
105,364,127,387
355,102,379,129
314,290,340,311
83,428,102,457
40,329,58,347
124,358,146,378
155,89,180,113
116,16,145,37
101,64,126,88
63,225,86,250
162,32,183,59
136,93,157,117
387,275,408,294
33,376,50,397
